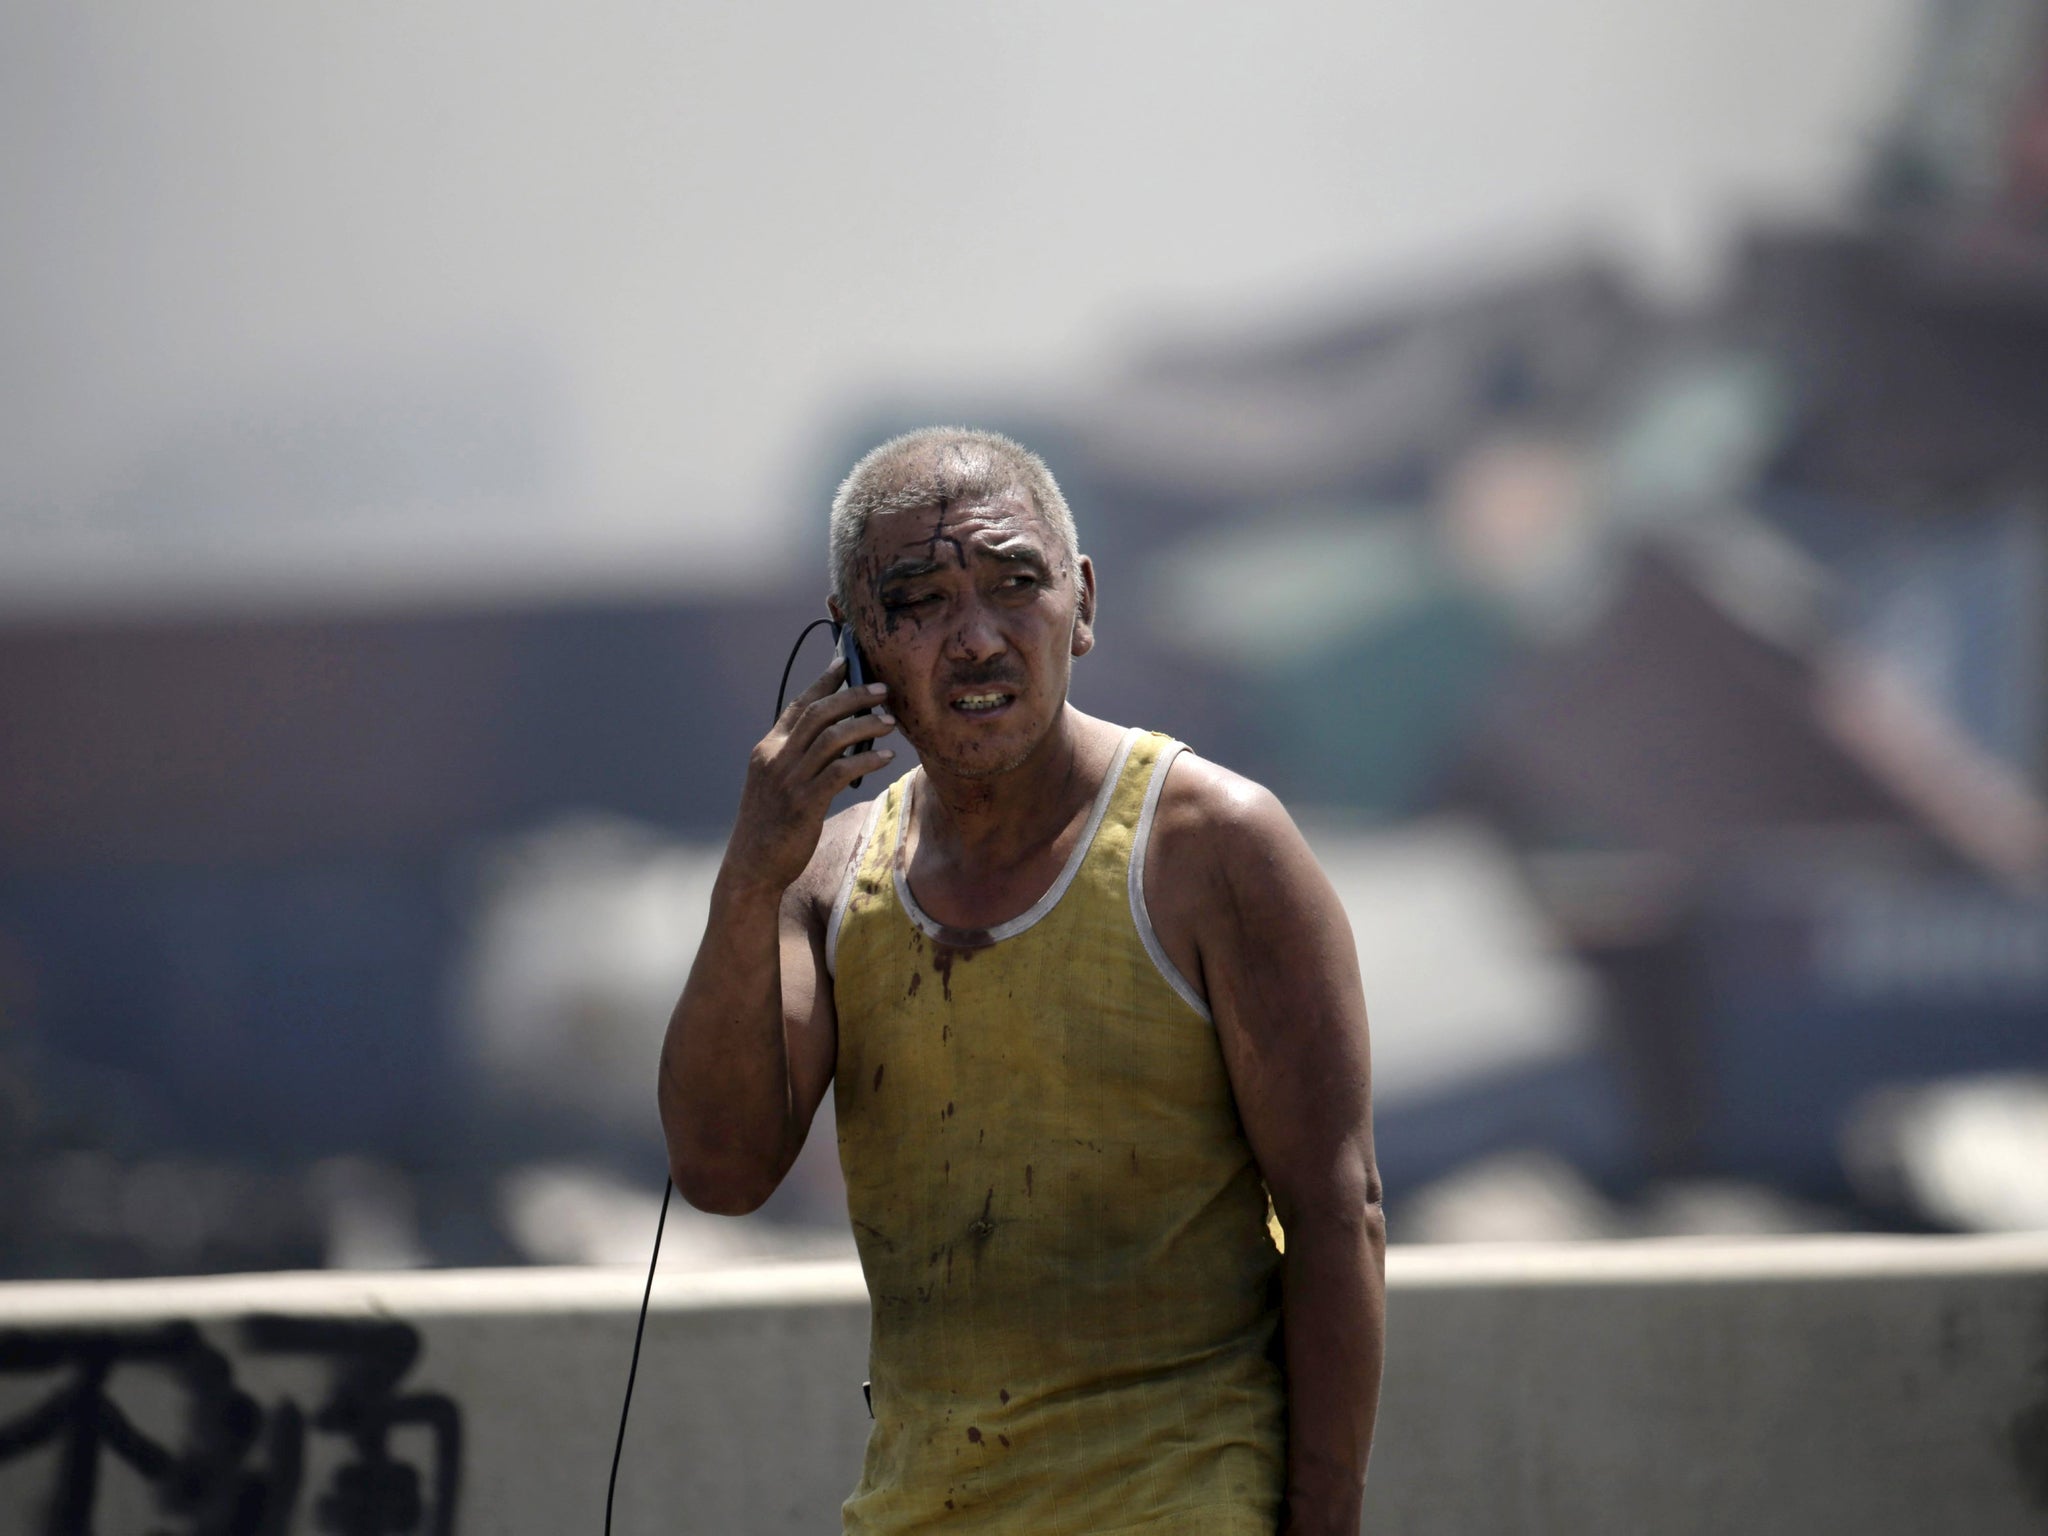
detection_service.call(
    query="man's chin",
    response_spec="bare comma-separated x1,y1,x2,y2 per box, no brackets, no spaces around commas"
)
903,716,1050,782
920,742,1035,782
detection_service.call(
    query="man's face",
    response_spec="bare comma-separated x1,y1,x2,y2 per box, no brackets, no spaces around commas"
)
840,489,1095,781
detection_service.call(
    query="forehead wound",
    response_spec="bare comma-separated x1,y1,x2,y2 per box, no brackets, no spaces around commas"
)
870,496,1050,560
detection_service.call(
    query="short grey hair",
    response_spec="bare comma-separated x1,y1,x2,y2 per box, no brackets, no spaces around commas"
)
828,426,1078,603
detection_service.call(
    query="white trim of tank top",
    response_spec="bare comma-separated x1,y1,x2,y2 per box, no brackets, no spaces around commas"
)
889,725,1141,946
824,791,886,979
1128,740,1213,1022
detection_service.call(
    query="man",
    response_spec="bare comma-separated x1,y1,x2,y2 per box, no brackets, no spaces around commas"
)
659,428,1384,1535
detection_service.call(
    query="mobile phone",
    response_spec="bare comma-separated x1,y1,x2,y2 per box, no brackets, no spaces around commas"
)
836,622,879,790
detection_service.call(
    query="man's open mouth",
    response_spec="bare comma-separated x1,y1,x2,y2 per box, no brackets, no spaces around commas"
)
950,690,1016,715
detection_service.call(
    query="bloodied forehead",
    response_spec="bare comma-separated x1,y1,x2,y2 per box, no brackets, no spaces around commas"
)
864,491,1065,588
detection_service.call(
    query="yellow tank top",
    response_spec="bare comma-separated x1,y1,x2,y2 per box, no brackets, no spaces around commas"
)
828,728,1284,1535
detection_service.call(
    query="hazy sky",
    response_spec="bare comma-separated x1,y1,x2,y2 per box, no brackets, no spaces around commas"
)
1,0,1922,601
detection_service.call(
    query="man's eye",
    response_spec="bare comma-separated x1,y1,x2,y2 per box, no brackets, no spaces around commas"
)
885,592,939,611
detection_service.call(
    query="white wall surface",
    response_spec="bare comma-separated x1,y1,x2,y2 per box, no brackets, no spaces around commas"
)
1,1234,2044,1534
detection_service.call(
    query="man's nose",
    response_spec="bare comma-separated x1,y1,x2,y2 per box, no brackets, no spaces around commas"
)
946,595,1006,662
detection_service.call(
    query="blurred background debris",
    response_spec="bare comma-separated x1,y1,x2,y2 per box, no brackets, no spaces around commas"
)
3,0,2046,1274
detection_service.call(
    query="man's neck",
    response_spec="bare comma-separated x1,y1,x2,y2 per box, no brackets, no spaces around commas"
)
913,706,1120,875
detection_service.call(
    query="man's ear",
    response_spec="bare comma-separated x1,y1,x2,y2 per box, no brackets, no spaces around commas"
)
828,593,848,629
1070,555,1097,659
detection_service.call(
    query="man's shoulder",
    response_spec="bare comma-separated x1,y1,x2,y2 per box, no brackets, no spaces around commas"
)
1155,749,1294,868
1141,745,1335,997
1145,746,1352,1015
1147,744,1299,883
788,790,890,929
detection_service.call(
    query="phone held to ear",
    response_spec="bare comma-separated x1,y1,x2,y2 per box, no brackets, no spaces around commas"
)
836,622,880,790
609,612,882,1536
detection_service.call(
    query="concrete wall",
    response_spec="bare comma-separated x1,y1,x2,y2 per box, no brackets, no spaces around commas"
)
0,1235,2043,1534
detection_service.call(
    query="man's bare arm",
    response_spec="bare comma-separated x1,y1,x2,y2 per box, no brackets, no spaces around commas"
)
657,660,893,1214
1150,758,1386,1536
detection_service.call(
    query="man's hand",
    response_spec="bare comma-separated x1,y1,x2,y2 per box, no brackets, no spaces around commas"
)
659,658,890,1215
726,659,895,895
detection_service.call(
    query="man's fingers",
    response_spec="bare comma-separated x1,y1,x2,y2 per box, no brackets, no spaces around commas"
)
802,706,895,777
830,744,895,787
782,657,848,721
786,681,890,752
